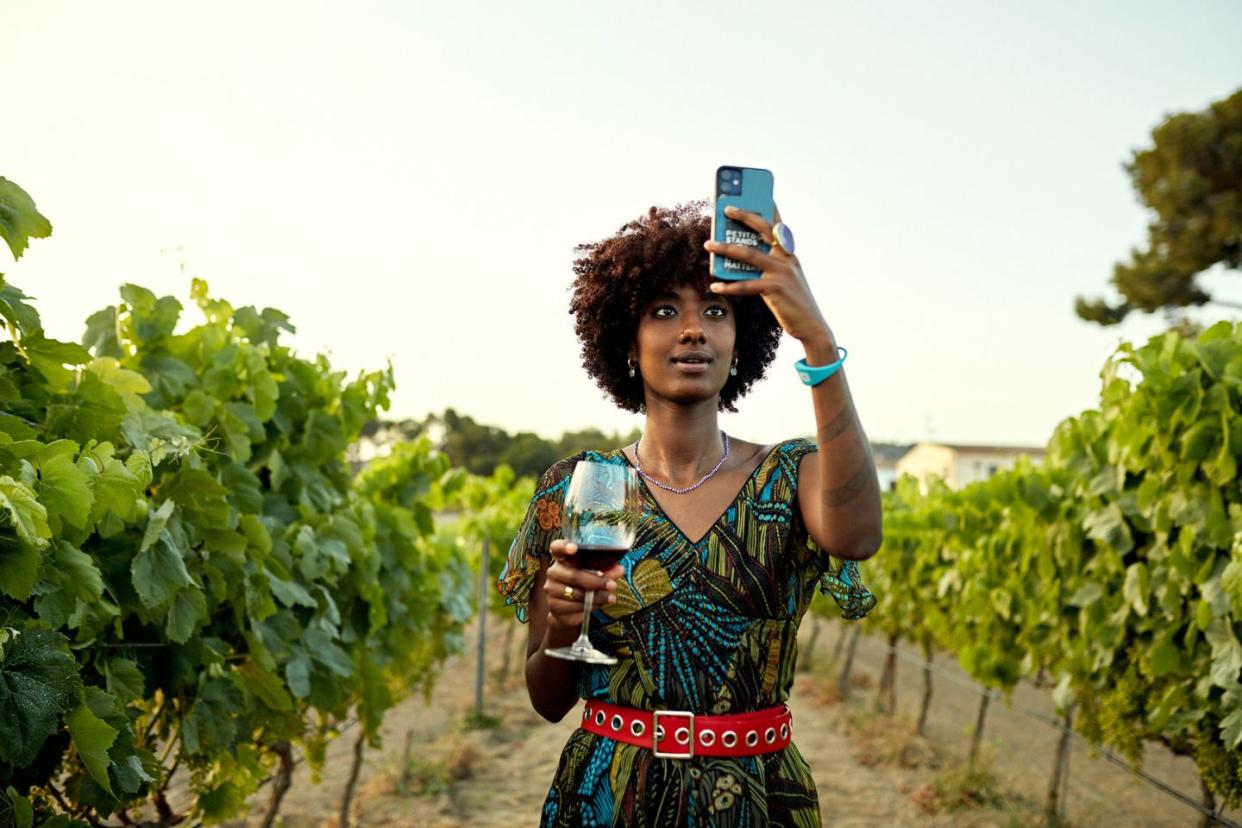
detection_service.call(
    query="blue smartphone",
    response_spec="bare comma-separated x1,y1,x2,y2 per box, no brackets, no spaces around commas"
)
710,165,775,281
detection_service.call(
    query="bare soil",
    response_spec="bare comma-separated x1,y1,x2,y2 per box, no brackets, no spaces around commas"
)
215,617,1241,827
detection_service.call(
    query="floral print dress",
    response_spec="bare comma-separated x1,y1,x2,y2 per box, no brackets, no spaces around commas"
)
497,438,876,827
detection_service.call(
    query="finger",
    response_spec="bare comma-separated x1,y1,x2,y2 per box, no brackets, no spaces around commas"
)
548,539,577,563
705,240,778,270
773,202,783,224
709,279,768,296
547,562,618,592
724,204,774,239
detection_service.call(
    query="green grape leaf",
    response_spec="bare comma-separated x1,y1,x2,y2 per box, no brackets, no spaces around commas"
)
238,661,293,712
0,178,53,261
141,499,175,553
105,658,144,703
0,628,82,766
0,475,51,548
1067,581,1103,607
81,306,123,359
197,782,246,822
67,703,117,795
0,541,42,601
1123,562,1150,617
1221,708,1242,750
89,457,143,523
0,280,43,336
38,454,94,531
267,572,316,608
84,357,151,396
1147,629,1182,677
52,540,103,602
165,586,207,644
23,335,91,391
285,649,311,699
1205,619,1242,688
131,538,192,609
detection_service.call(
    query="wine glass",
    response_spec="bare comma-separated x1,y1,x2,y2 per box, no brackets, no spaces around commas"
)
544,460,642,665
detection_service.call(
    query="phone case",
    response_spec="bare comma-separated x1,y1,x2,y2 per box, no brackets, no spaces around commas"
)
711,166,775,281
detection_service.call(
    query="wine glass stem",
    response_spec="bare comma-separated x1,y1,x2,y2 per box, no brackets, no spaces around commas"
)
575,589,595,648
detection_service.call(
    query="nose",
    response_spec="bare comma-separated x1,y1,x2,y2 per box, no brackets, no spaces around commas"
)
678,324,706,344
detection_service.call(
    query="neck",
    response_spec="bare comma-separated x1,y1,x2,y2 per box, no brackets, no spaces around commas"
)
637,397,725,480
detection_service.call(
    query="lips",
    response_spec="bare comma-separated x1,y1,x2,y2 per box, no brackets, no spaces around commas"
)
670,350,713,374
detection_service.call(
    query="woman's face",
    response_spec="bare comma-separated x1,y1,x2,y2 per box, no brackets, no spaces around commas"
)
632,283,737,407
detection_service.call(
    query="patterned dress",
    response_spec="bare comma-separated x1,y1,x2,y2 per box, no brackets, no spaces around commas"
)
497,438,876,827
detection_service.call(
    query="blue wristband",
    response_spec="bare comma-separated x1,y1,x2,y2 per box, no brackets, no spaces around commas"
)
795,347,848,387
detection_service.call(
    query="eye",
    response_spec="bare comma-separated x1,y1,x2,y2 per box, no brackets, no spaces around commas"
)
653,305,677,318
705,305,728,318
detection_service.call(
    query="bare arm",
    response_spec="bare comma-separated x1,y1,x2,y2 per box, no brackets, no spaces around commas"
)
706,204,881,560
795,330,883,560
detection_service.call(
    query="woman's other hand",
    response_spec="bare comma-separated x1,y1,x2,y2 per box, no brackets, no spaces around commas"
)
542,539,623,634
704,205,833,350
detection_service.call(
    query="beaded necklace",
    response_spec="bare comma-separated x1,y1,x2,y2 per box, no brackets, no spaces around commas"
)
634,431,730,494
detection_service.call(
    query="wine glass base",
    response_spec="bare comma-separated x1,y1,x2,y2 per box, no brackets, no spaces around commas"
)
545,645,617,665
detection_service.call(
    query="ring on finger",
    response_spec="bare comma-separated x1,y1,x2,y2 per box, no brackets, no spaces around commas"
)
562,585,575,601
770,222,796,255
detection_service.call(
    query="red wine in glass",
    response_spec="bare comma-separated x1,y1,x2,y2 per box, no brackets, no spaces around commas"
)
574,544,628,572
544,461,641,666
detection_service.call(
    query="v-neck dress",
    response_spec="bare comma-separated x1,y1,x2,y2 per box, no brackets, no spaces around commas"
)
497,438,876,827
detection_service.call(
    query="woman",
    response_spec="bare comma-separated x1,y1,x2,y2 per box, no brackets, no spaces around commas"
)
497,201,881,826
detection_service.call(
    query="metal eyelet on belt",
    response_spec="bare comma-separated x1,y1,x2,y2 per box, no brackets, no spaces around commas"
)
699,729,716,747
765,727,777,744
630,720,646,738
745,730,759,747
721,730,738,748
611,715,623,732
674,727,690,745
595,711,607,727
779,723,789,740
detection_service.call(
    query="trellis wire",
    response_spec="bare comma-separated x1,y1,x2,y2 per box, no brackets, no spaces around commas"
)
876,640,1239,828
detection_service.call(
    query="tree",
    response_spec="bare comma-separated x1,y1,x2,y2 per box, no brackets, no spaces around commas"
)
1077,88,1242,325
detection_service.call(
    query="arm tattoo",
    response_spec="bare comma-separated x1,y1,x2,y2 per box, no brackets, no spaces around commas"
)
816,404,854,445
822,459,872,508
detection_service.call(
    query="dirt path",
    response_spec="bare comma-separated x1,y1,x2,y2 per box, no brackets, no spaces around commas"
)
218,617,1239,827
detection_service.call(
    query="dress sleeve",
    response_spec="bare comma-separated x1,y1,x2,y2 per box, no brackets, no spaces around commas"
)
495,458,576,623
785,438,878,621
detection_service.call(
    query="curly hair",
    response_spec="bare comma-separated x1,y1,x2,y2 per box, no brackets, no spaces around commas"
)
569,202,783,413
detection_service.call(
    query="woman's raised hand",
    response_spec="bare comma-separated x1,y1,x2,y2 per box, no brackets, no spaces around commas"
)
543,539,623,632
704,205,833,349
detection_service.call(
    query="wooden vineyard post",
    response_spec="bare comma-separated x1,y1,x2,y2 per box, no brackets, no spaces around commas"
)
916,640,933,737
1045,706,1073,819
260,741,293,828
836,626,862,699
475,538,490,718
798,616,821,673
339,730,365,828
969,691,991,768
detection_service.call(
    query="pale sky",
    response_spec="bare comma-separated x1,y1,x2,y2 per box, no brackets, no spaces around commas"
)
3,1,1240,448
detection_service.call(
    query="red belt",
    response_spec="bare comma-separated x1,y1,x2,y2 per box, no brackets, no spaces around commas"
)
580,699,793,759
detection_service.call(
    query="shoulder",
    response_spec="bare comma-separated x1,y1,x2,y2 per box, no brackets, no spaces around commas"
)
743,437,817,492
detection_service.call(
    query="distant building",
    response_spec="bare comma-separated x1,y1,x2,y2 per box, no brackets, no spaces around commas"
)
872,442,913,491
895,442,1045,490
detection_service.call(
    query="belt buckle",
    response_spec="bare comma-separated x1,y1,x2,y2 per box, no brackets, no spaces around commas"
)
652,710,694,759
